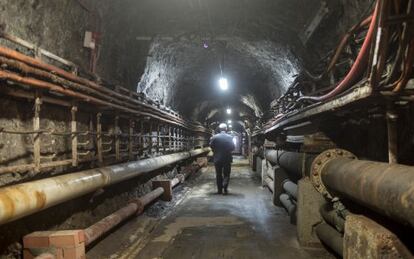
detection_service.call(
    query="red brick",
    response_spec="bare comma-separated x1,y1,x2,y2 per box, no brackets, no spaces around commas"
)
49,230,85,247
23,249,35,259
62,244,85,259
23,232,50,248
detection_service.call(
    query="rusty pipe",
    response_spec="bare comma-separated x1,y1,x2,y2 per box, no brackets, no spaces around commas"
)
84,187,164,246
0,70,202,131
0,148,210,225
313,150,414,227
0,45,191,126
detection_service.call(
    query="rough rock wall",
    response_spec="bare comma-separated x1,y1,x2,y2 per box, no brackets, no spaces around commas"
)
0,1,188,257
0,0,92,70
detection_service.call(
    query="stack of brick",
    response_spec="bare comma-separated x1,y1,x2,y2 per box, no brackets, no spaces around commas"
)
23,230,85,259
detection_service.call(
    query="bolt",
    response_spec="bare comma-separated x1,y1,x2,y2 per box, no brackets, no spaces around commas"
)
317,160,322,165
337,150,343,155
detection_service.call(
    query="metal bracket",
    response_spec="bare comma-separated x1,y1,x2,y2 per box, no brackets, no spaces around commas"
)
310,148,356,198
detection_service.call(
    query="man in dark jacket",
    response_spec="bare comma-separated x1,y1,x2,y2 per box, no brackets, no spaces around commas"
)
210,123,235,194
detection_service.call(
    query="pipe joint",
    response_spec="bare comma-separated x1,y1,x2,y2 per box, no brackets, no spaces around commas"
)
310,149,356,198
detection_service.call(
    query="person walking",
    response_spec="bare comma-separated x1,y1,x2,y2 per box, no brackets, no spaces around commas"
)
210,123,235,195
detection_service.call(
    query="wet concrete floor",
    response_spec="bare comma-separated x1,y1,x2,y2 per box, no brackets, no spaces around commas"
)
88,159,334,259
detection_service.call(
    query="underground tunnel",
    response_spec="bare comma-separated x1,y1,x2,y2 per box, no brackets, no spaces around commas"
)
0,0,413,258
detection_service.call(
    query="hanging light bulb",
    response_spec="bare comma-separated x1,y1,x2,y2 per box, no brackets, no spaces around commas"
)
219,77,228,91
226,108,232,114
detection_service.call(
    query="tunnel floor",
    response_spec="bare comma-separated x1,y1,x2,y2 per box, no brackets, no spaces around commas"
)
87,158,334,259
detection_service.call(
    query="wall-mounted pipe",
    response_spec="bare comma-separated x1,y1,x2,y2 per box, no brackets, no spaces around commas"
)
0,148,210,225
265,150,316,180
279,193,296,216
282,180,298,199
315,223,343,256
311,149,414,227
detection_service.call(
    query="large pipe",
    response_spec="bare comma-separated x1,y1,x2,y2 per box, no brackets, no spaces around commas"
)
0,148,210,225
315,223,343,256
314,151,414,227
282,180,298,199
279,193,296,216
265,150,316,180
84,187,164,246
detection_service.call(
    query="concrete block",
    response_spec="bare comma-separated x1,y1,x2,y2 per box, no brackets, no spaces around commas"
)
261,159,268,187
255,156,262,176
152,180,173,201
344,215,413,259
272,166,289,207
297,177,326,248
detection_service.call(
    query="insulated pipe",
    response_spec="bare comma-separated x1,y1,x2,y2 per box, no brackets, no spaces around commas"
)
282,180,298,199
279,193,296,216
315,223,343,256
265,150,316,180
0,148,210,225
84,187,164,246
313,150,414,227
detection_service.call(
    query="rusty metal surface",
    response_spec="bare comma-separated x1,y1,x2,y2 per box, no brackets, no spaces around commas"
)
322,157,414,227
310,149,356,198
344,215,413,259
140,187,164,207
84,202,140,246
0,148,210,225
263,84,372,135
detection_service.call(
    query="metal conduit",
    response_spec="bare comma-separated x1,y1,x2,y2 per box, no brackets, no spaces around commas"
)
265,150,316,180
315,223,343,256
282,180,298,199
0,148,210,225
312,149,414,227
279,193,296,216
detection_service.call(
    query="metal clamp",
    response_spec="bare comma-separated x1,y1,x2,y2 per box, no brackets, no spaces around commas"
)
310,149,356,198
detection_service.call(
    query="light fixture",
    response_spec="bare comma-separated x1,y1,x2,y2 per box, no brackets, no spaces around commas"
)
219,77,228,91
226,108,232,115
227,120,232,124
229,125,233,128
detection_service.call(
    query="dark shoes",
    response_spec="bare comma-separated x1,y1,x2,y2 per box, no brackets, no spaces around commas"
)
217,188,228,195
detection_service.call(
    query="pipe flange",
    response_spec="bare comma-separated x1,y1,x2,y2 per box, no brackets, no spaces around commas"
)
310,149,356,198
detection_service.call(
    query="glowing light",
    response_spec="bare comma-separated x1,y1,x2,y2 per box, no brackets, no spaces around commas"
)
227,120,232,124
233,136,237,146
219,77,228,91
226,108,232,114
229,125,233,128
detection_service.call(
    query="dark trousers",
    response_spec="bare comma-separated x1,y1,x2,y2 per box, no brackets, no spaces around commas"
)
214,162,231,192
